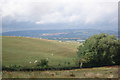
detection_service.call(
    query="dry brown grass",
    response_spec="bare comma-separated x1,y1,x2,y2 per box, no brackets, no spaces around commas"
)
2,66,119,78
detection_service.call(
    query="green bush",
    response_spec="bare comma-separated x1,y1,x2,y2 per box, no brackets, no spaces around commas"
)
2,65,22,71
77,33,120,67
36,59,49,67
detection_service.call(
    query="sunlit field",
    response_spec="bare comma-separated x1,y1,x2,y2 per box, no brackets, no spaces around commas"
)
2,36,79,68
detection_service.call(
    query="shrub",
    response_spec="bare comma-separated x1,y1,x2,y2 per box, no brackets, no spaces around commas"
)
36,59,49,67
58,64,61,66
68,62,70,65
2,65,22,71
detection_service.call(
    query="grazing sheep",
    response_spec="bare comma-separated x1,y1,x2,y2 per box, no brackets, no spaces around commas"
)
51,54,54,56
34,60,38,63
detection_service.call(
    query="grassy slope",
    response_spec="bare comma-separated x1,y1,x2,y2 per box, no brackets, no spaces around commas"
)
2,36,119,78
2,36,79,67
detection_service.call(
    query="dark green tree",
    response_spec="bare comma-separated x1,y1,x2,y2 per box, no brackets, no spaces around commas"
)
77,33,120,67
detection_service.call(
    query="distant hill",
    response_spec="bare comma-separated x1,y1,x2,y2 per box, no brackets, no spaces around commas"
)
2,36,79,67
2,29,118,41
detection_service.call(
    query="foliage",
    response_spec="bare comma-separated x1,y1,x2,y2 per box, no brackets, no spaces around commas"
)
36,59,49,67
77,33,120,67
2,65,22,71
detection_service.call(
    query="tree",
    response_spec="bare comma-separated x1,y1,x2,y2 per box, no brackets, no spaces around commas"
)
77,33,120,67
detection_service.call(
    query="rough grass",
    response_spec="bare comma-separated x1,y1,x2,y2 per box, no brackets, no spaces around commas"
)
1,36,120,78
2,66,119,78
2,36,79,67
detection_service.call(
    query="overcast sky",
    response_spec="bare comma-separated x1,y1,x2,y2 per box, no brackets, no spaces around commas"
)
1,0,119,32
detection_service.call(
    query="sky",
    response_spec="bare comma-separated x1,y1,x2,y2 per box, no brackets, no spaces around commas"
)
0,0,119,32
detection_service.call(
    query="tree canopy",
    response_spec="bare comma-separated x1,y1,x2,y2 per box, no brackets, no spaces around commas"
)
77,33,120,67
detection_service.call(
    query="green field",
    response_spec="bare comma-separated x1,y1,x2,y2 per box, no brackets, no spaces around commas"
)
2,36,79,67
2,36,120,78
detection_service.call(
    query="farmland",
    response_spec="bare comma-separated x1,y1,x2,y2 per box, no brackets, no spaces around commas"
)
2,36,79,68
2,36,120,78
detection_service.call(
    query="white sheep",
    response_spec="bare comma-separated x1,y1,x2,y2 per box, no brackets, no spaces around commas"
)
34,60,38,63
51,53,54,56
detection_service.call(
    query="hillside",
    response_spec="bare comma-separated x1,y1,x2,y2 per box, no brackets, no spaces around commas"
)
2,36,79,67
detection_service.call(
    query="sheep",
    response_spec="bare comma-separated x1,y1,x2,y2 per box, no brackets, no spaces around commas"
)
34,60,38,63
